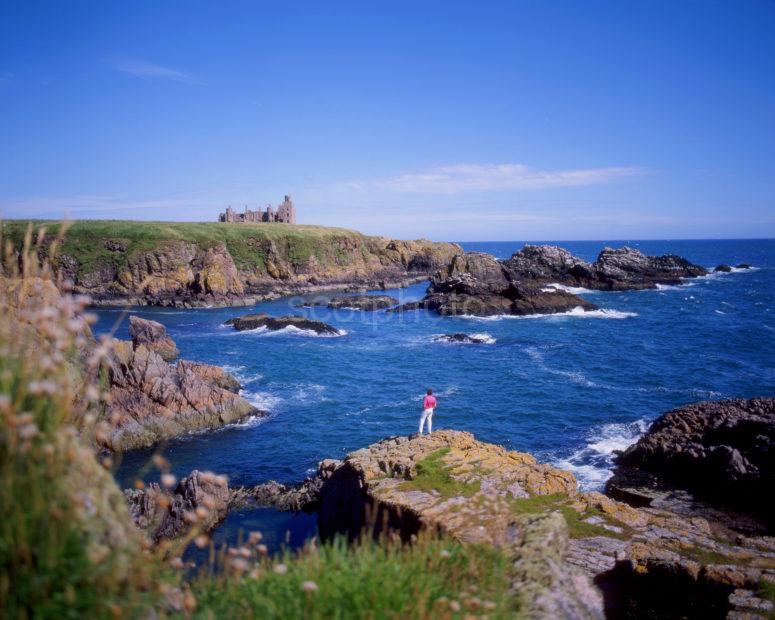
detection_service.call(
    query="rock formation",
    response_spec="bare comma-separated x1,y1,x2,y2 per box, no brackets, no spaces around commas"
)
224,313,342,335
504,244,708,290
299,294,399,311
105,338,261,450
296,430,775,618
128,315,179,361
609,398,775,527
433,333,493,344
393,252,598,316
124,470,231,544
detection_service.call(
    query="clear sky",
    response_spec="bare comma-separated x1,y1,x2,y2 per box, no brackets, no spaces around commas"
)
1,1,773,240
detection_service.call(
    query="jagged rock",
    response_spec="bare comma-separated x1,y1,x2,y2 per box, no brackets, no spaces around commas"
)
504,244,708,290
300,294,399,311
105,339,261,450
610,398,775,525
124,470,230,543
393,252,598,317
224,313,341,335
737,263,753,269
176,360,241,393
128,315,180,361
715,264,733,273
433,333,492,344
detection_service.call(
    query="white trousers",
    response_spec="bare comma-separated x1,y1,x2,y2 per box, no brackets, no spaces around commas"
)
419,408,434,434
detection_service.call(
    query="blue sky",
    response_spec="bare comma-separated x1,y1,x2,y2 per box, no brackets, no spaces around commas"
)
1,1,773,240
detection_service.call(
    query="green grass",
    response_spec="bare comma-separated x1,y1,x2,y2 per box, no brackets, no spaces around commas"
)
0,220,369,276
508,494,632,540
757,578,775,619
191,535,519,620
399,449,481,499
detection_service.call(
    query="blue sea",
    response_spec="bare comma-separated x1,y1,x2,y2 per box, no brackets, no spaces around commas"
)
95,239,775,554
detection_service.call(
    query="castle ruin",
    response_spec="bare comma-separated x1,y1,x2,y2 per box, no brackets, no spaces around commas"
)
218,195,296,224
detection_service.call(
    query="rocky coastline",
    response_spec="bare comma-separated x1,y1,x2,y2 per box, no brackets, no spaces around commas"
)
137,399,774,618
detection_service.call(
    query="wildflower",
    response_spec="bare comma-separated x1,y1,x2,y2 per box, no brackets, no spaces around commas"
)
435,596,449,606
152,454,170,469
18,423,39,440
256,544,268,556
161,473,177,489
273,563,288,575
439,549,451,558
195,506,209,519
229,558,249,573
301,581,318,593
482,600,497,610
248,531,263,544
194,535,210,548
449,601,461,612
239,547,251,559
170,557,184,569
133,479,145,490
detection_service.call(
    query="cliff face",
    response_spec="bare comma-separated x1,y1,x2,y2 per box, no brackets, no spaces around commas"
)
2,221,462,306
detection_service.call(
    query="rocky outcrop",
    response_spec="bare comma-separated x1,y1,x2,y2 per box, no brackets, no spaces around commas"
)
224,313,342,335
300,294,399,311
308,430,775,619
504,244,708,290
128,315,179,361
394,252,598,316
609,398,775,526
105,338,261,450
715,264,734,273
433,333,493,344
124,470,231,544
317,431,602,617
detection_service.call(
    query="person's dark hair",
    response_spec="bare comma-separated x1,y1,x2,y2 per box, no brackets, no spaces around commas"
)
427,388,433,395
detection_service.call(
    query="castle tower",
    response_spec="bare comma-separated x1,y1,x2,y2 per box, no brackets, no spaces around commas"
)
277,195,296,224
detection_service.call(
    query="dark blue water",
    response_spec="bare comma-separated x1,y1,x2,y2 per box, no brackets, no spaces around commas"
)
97,239,775,552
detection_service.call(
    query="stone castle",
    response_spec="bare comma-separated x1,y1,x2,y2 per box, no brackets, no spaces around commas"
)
218,195,296,224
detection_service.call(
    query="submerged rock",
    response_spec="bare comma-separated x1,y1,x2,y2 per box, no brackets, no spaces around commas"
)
393,252,598,317
736,263,753,269
610,398,775,526
128,315,180,361
433,333,492,344
305,294,399,311
714,264,733,273
224,313,341,335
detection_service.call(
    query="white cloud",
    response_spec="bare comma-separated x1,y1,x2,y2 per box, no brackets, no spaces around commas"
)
115,60,202,85
344,163,645,194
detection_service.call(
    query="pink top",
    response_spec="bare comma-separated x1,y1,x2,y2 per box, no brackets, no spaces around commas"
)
423,395,437,409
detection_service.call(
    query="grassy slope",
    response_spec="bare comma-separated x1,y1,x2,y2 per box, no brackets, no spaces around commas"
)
0,220,377,275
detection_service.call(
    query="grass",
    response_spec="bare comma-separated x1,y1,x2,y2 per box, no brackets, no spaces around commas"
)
191,535,519,620
508,494,632,540
757,578,775,619
399,449,481,499
0,220,370,276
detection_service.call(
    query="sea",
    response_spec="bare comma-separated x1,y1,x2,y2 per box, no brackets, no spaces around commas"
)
94,239,775,555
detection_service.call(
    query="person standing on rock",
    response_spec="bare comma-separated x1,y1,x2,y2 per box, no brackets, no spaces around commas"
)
419,388,437,435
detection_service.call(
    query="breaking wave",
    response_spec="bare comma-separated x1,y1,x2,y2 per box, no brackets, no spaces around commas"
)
541,283,596,295
234,325,347,337
461,307,637,321
554,418,651,490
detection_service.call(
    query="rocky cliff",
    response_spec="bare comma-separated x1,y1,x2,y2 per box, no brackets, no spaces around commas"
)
2,221,462,307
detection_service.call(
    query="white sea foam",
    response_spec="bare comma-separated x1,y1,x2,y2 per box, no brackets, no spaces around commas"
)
461,306,637,320
554,418,651,490
242,390,283,412
541,283,595,295
431,332,496,344
235,325,347,337
715,309,727,315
